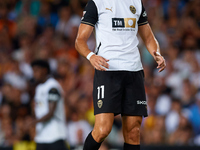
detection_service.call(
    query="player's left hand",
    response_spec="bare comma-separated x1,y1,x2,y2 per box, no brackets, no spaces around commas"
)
153,51,166,72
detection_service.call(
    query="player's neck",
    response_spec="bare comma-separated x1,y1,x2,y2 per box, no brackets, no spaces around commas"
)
40,75,51,84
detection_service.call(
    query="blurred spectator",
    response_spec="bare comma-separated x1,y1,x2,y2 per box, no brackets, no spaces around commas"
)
0,3,16,38
66,109,92,148
56,6,80,38
14,0,41,18
37,2,58,29
168,115,193,145
188,92,200,136
165,99,181,134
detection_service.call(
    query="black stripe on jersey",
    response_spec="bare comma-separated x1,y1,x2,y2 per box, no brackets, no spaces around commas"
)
138,2,148,26
96,42,101,55
48,88,60,101
81,0,98,27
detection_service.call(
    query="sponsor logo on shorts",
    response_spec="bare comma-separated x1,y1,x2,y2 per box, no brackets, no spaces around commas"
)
137,100,147,105
97,100,103,108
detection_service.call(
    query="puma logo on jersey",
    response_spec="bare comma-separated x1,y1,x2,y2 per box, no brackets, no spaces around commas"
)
106,7,113,12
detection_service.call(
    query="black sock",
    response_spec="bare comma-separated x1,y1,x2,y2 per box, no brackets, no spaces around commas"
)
124,143,140,150
83,131,102,150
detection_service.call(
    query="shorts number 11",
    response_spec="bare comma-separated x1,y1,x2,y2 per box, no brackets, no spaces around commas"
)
97,85,104,99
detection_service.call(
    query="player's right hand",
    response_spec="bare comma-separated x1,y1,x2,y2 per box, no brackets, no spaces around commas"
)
153,51,166,72
89,54,109,71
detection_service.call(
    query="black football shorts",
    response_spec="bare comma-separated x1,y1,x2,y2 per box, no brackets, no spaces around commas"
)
93,69,148,117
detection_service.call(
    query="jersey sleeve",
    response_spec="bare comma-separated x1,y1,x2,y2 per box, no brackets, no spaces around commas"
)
48,88,61,102
138,3,148,26
81,0,98,27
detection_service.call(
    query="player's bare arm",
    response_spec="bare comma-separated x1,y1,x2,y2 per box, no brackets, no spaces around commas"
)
27,101,57,128
138,24,166,72
75,24,109,71
35,101,57,123
25,100,57,131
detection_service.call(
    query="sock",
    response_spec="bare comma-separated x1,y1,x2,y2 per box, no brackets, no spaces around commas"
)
124,143,140,150
83,131,102,150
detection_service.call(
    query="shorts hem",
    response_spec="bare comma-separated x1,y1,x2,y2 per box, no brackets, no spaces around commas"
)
121,113,148,117
94,112,148,117
94,112,120,116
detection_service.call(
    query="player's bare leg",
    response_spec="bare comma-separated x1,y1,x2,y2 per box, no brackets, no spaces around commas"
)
122,116,142,150
92,113,114,142
83,113,114,150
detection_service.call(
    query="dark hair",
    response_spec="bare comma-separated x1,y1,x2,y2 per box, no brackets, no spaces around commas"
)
31,59,50,74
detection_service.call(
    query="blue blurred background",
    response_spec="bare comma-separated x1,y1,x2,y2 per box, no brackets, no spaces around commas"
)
0,0,200,150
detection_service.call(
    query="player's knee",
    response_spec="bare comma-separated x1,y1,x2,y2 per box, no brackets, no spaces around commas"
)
124,120,142,142
124,127,140,143
97,127,112,142
128,127,140,141
99,127,111,138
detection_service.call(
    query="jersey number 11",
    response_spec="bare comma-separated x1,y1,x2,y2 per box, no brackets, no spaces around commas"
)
97,85,104,99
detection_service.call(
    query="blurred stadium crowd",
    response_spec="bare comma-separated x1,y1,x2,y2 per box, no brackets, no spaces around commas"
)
0,0,200,149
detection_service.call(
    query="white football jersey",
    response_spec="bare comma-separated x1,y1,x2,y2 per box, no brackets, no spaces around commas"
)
34,78,66,143
81,0,148,71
